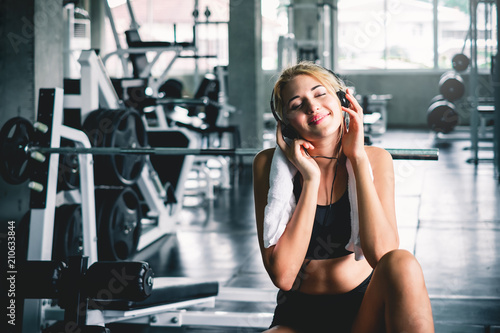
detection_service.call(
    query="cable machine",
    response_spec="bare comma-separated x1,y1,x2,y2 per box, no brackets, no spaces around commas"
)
494,0,500,180
277,2,335,70
468,0,498,166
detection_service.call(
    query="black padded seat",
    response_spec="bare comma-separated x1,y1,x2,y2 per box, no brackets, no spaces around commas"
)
95,277,219,310
125,30,172,48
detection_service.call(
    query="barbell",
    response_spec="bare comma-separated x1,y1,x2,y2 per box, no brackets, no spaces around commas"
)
0,116,439,185
31,146,439,160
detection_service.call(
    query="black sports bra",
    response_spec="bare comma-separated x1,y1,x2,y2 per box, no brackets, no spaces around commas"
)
293,175,353,260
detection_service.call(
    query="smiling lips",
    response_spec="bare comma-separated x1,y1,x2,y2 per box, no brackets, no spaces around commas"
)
308,113,329,125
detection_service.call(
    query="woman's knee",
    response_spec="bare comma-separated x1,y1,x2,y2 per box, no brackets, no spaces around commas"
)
376,249,424,283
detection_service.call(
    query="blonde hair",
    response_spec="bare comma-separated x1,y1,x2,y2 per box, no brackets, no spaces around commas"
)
272,61,347,151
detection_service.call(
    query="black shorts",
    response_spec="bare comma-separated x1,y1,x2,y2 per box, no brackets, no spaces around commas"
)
269,273,372,333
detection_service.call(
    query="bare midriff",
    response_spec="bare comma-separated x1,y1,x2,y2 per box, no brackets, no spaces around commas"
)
294,254,373,295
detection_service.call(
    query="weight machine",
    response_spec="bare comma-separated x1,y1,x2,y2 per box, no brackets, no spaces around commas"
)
277,2,334,70
62,50,195,252
468,0,498,164
10,85,271,333
100,0,240,192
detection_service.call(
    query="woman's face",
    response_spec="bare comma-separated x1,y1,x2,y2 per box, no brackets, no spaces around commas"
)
281,74,343,141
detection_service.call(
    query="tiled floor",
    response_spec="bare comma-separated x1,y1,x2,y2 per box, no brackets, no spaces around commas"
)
129,129,500,332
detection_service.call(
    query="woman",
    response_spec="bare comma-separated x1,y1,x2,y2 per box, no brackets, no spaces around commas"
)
253,62,434,332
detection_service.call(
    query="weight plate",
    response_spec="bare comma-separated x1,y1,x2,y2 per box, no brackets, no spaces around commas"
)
57,139,80,191
427,98,459,133
52,205,83,261
96,187,142,261
452,53,470,72
83,109,110,147
105,109,147,185
0,117,34,184
83,109,147,185
439,71,465,102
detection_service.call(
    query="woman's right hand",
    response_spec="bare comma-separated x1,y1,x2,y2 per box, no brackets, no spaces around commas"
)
276,123,320,181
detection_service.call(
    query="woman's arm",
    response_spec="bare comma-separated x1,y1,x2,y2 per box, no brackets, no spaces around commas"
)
253,148,320,291
352,146,399,268
341,89,399,268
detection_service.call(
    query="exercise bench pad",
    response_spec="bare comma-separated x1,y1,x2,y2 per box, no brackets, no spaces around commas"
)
95,277,219,310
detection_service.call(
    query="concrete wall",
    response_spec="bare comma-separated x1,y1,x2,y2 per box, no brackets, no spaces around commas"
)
0,0,63,222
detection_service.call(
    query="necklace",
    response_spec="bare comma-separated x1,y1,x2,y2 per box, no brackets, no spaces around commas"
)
304,148,338,160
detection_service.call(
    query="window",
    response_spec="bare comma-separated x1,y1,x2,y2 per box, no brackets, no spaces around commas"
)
336,0,489,70
262,0,287,70
338,0,435,69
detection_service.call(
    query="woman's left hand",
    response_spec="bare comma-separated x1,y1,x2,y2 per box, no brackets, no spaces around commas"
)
341,88,366,161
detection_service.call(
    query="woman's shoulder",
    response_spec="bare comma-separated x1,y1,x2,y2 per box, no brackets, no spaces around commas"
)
253,147,276,167
364,145,393,167
253,148,275,182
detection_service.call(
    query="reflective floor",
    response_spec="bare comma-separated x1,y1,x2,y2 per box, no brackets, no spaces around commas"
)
129,129,500,332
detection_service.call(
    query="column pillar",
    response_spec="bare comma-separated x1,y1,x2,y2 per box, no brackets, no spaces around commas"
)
228,0,263,152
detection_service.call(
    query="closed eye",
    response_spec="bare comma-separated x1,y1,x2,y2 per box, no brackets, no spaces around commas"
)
290,102,302,110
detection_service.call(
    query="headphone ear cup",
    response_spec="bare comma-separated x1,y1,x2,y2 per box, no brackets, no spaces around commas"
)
337,90,350,108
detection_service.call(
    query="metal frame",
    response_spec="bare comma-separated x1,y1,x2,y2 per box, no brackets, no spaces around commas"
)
22,88,99,332
135,127,198,251
470,0,481,164
495,0,500,181
63,50,122,118
468,0,497,164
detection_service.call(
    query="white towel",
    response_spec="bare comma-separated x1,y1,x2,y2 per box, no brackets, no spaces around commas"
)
263,146,372,261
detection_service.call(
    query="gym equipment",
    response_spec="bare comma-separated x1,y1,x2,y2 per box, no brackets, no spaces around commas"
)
277,3,334,70
19,256,155,333
18,255,230,332
58,139,80,191
427,95,459,133
83,108,148,185
96,187,142,261
19,258,153,302
0,116,35,184
52,204,83,261
439,71,466,102
102,0,199,96
467,0,498,165
452,53,470,72
0,115,439,185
